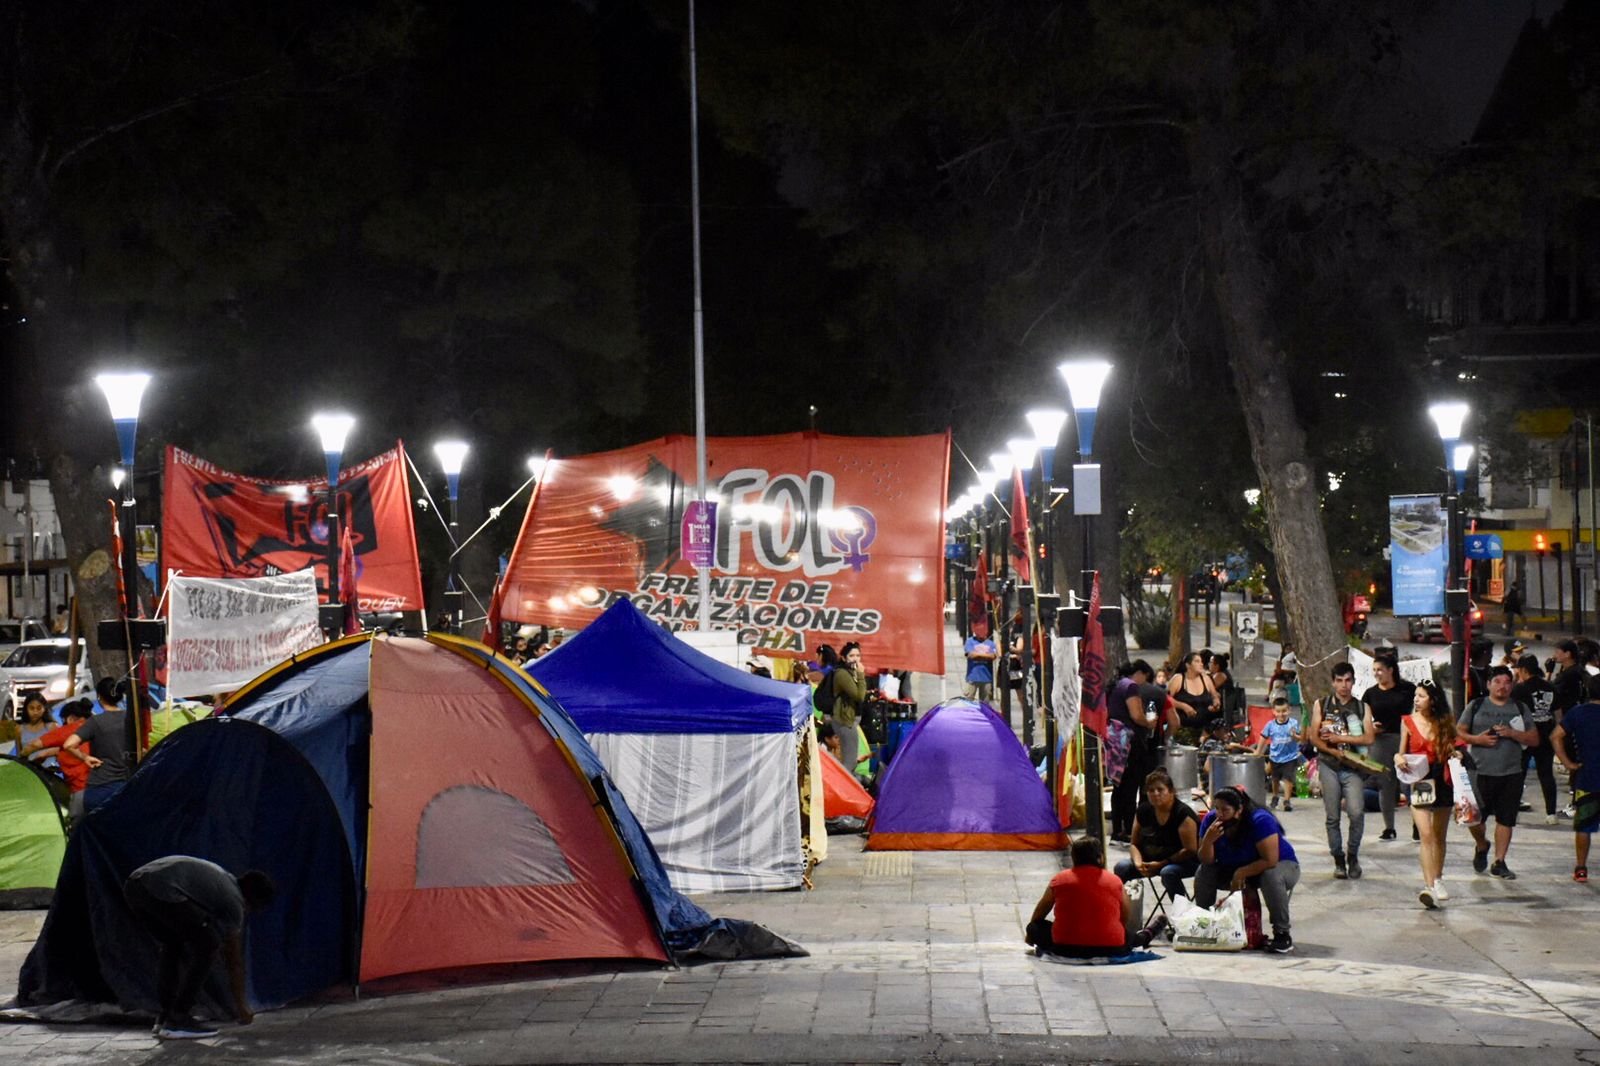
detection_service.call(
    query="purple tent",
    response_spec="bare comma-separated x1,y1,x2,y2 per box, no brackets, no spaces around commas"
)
866,699,1067,850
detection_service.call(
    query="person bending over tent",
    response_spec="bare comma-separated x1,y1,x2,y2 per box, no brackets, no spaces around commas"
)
121,856,276,1040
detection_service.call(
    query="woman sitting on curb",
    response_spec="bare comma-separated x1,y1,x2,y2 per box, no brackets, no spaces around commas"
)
1025,837,1168,958
1194,786,1300,954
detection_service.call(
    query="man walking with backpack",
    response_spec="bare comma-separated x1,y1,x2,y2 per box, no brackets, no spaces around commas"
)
1460,667,1539,880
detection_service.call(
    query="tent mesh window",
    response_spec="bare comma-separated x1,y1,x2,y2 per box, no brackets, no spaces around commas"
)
415,785,576,889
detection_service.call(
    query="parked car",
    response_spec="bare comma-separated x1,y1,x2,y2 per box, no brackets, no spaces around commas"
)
1407,601,1483,643
1,637,93,709
0,619,49,662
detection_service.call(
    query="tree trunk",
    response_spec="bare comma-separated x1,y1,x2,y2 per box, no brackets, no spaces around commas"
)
2,103,137,685
1189,130,1345,705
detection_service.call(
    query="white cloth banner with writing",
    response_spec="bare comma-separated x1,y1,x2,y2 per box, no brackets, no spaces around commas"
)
167,572,323,698
1348,646,1436,699
1052,636,1081,739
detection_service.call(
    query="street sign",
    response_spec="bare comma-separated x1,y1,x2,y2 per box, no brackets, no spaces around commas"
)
1578,542,1595,570
681,500,718,569
1464,533,1504,560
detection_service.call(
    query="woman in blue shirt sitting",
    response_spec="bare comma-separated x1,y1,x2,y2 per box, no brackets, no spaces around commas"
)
1195,786,1300,954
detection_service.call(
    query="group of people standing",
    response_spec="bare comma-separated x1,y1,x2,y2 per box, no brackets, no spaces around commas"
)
6,678,135,819
1308,648,1600,906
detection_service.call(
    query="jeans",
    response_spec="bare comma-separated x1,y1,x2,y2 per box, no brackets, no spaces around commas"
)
1194,860,1301,933
1368,733,1401,832
1318,760,1366,857
83,781,126,813
1114,857,1200,899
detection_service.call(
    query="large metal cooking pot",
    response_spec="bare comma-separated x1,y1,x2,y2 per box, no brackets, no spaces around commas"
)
1157,745,1201,793
1207,753,1267,806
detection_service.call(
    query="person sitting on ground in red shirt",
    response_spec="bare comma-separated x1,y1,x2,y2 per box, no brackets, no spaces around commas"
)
1024,836,1168,958
21,698,94,820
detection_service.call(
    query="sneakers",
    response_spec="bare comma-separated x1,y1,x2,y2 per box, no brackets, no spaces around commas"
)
1283,801,1294,812
1546,812,1559,825
1473,846,1490,874
1576,866,1589,883
1270,796,1280,810
1490,860,1517,880
1419,885,1438,909
1267,929,1294,954
153,1016,219,1040
1432,877,1449,901
1333,854,1348,879
1379,828,1398,841
1346,854,1362,880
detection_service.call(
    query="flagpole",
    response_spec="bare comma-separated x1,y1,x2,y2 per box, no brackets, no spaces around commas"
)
688,0,711,633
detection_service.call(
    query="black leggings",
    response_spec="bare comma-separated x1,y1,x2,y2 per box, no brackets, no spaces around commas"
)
1532,724,1558,816
1111,743,1154,837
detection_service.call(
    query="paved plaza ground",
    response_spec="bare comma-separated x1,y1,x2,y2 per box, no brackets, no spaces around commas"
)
3,793,1597,1065
3,620,1598,1064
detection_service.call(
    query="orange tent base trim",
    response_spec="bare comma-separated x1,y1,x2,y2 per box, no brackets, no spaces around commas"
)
865,831,1068,852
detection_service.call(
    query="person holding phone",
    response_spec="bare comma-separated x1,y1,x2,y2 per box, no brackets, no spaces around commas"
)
1458,666,1539,880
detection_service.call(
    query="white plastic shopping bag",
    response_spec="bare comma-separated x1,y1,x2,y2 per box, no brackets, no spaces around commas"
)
1449,757,1481,827
1171,891,1247,952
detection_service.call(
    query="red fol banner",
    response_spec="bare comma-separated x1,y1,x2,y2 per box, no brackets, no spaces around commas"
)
161,443,425,612
492,431,951,673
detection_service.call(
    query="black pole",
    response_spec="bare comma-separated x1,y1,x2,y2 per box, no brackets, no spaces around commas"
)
1447,488,1466,717
1081,525,1105,845
119,484,144,762
446,495,462,634
998,513,1012,730
324,482,341,636
1573,436,1586,634
1040,470,1057,815
1557,543,1566,630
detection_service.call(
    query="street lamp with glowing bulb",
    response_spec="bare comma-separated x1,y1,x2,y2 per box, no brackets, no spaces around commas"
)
433,440,470,633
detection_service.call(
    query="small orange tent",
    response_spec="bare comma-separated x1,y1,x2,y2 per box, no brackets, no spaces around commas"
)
820,749,874,819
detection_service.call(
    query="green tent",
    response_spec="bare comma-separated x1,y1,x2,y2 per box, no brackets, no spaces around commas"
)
0,755,68,908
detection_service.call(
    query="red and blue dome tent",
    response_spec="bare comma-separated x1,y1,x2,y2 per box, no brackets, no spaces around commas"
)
866,698,1067,851
17,633,800,1020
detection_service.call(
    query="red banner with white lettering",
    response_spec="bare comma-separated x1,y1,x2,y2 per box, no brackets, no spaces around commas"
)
161,443,425,612
491,431,951,672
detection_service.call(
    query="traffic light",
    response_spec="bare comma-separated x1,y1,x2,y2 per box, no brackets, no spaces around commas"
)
1534,532,1547,555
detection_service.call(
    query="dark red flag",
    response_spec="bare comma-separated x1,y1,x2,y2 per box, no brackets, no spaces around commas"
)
1010,469,1032,584
1080,574,1108,737
968,550,993,639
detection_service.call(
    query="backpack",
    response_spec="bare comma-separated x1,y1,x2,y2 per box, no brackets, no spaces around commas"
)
813,666,837,716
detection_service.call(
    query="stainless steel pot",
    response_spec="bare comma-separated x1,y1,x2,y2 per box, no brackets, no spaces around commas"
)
1158,745,1201,792
1207,753,1267,806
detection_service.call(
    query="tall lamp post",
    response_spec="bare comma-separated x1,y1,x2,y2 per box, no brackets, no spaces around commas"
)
1060,358,1113,844
1429,401,1470,714
1024,407,1068,804
434,440,470,634
94,371,151,761
311,413,355,635
988,451,1016,732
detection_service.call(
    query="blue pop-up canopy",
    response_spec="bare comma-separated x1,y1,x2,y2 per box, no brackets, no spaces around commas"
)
528,599,811,735
527,600,814,891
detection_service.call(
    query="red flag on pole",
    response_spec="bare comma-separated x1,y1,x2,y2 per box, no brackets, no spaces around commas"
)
1080,575,1108,737
1010,469,1032,584
339,522,361,635
969,550,993,639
